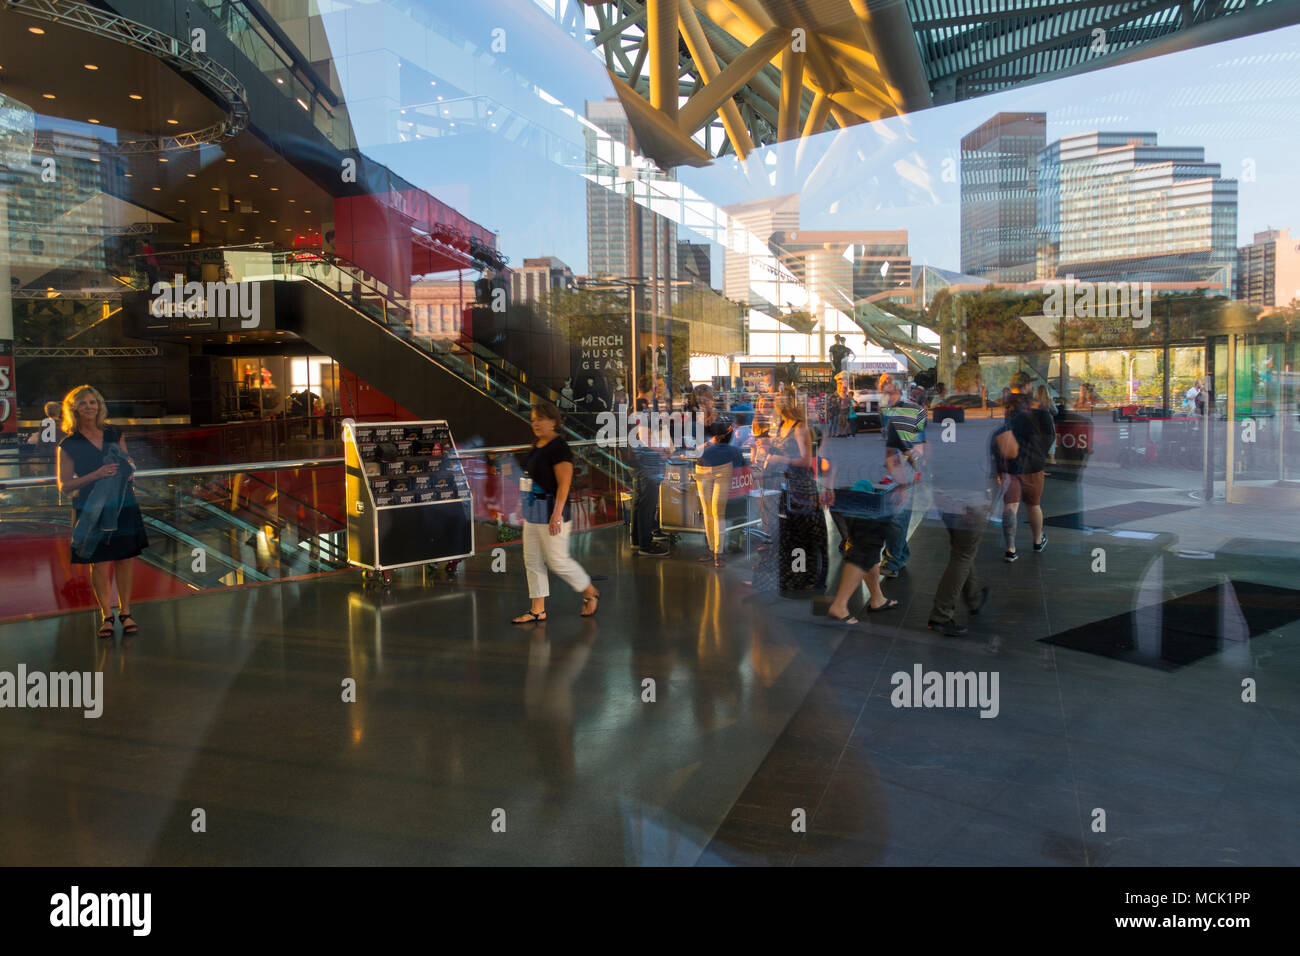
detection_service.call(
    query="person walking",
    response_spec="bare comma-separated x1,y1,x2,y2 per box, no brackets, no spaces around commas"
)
924,386,1013,635
512,401,601,623
823,449,905,624
878,372,926,579
834,375,852,437
1000,376,1055,561
694,416,746,567
767,389,827,592
56,385,150,638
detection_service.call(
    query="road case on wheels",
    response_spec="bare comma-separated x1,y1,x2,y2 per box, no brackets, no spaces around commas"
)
658,454,762,539
343,419,475,583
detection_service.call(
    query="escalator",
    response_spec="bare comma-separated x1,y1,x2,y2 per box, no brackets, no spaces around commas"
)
131,468,347,589
270,252,631,486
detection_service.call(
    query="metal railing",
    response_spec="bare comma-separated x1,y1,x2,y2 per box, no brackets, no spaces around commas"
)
0,441,614,491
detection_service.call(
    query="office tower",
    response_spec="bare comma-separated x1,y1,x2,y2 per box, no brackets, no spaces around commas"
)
676,241,712,287
509,256,575,306
1036,130,1238,286
961,112,1046,282
585,100,676,286
722,194,799,307
1236,229,1300,308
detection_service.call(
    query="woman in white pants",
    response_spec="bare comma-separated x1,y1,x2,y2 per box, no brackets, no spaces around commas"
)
512,401,600,623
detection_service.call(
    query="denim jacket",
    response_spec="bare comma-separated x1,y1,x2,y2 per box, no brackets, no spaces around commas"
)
72,443,133,559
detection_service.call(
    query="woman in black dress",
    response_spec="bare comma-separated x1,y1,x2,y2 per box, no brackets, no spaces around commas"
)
56,385,150,637
766,390,828,592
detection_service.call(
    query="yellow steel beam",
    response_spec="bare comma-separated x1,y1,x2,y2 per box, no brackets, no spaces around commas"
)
677,0,756,159
799,89,832,142
648,0,680,119
777,44,805,142
677,25,787,135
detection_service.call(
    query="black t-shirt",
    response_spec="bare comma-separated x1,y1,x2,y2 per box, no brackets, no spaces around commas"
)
1009,407,1055,474
59,426,123,509
523,436,574,496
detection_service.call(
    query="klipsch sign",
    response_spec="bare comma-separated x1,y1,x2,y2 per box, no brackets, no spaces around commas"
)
150,277,260,328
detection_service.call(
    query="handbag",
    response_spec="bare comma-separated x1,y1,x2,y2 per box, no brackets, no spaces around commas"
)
781,464,819,516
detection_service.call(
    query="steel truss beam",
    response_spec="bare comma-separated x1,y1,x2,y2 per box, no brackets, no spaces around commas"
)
1,0,250,152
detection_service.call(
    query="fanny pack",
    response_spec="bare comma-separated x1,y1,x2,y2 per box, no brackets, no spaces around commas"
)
521,487,572,524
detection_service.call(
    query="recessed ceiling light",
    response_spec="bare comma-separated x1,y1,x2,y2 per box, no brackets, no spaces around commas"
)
304,209,311,213
42,93,55,100
124,173,132,178
129,93,143,100
166,119,179,125
178,199,186,203
158,157,168,162
186,173,196,178
248,173,258,178
219,219,227,223
225,158,235,163
28,26,45,35
151,186,161,191
269,187,278,191
88,118,100,124
288,199,295,203
276,78,284,85
84,64,98,71
239,228,245,232
211,187,220,191
200,210,208,213
269,219,277,223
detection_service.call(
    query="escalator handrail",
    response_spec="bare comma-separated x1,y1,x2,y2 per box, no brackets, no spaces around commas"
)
276,261,630,480
0,440,620,491
274,251,586,424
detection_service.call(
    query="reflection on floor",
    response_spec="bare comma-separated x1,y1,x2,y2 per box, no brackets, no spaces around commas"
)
1041,579,1300,671
0,530,193,620
0,517,1296,866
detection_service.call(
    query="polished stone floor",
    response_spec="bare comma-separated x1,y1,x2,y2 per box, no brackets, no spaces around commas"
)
1,451,1297,865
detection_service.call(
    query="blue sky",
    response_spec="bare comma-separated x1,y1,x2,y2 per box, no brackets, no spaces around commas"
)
359,8,1300,284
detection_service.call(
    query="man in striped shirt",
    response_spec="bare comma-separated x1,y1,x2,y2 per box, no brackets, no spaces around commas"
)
879,372,927,578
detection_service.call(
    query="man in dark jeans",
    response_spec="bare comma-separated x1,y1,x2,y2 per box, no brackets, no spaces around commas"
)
926,397,1017,636
629,402,670,557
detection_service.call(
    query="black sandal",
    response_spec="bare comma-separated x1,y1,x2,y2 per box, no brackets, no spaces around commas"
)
867,599,900,613
97,615,115,639
825,612,860,626
119,613,139,635
512,611,547,624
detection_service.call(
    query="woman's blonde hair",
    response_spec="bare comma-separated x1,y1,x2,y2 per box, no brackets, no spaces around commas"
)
775,388,805,425
1033,385,1053,410
61,385,108,435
